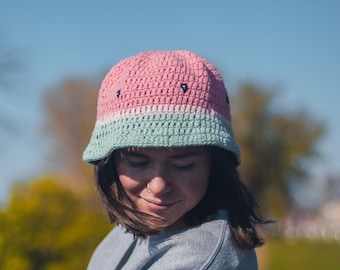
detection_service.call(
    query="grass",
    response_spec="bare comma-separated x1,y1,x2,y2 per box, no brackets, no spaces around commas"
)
257,237,340,270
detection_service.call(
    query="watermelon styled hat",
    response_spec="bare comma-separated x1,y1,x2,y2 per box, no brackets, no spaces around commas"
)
83,50,240,165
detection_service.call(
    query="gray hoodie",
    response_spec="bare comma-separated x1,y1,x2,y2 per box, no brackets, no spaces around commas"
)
87,210,258,269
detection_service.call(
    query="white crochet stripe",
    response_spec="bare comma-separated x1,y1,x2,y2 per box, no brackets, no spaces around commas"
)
96,104,231,127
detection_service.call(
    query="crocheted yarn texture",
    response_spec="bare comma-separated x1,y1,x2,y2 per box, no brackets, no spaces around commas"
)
83,50,240,164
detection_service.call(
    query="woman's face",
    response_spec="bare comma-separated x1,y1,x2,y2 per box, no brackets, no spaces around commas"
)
115,146,211,230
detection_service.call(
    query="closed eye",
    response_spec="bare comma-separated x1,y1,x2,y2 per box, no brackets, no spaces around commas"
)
127,160,149,168
171,163,195,170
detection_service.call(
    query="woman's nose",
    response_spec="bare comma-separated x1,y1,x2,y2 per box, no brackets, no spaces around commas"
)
146,170,172,196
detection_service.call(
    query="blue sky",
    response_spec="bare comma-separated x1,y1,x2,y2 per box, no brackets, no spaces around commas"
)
0,0,339,205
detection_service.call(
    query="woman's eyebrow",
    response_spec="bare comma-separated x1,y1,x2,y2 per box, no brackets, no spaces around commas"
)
121,151,148,158
119,149,205,159
169,151,203,159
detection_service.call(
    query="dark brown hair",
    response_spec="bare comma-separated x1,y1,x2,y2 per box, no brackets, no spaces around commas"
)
94,146,271,249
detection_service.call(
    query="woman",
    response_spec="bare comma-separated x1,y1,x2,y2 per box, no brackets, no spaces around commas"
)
83,50,270,269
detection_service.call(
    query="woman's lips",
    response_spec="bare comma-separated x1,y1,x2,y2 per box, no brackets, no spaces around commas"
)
143,198,178,212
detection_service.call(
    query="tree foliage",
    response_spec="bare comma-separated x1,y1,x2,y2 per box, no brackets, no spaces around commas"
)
0,176,112,270
43,78,98,183
0,77,115,269
231,84,325,216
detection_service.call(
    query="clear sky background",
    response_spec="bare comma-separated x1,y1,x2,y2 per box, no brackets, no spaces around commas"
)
0,0,339,206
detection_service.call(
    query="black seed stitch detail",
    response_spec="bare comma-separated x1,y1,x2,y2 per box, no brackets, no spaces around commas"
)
181,83,189,93
116,90,121,98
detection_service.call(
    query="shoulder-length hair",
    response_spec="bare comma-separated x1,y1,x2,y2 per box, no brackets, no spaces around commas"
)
94,146,271,249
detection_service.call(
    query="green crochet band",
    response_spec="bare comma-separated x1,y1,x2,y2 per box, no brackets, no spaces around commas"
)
83,112,240,164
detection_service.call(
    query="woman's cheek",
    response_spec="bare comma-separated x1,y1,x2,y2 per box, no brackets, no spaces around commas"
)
119,174,143,193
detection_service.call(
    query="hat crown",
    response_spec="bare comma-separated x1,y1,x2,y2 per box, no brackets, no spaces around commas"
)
96,50,231,122
83,50,240,165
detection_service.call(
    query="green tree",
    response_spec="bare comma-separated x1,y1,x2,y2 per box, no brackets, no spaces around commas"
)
231,84,325,216
0,176,112,270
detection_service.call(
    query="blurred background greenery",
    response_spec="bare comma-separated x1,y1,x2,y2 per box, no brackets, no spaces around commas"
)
1,78,338,269
258,236,340,270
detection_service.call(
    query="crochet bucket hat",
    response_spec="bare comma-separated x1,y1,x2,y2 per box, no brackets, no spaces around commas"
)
83,50,241,164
